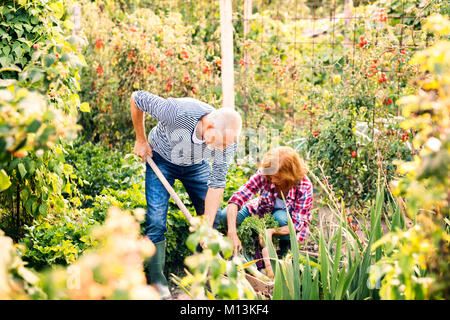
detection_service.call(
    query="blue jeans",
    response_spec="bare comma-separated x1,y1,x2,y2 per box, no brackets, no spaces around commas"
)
145,152,221,243
213,205,291,240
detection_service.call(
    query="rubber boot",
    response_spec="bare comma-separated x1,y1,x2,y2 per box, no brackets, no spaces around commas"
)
145,240,172,300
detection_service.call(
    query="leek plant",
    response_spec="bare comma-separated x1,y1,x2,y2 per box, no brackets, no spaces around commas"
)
265,170,407,300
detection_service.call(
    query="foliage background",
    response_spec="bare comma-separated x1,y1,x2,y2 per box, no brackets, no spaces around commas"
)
0,0,448,300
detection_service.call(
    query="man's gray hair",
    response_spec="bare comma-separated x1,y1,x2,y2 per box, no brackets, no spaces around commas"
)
209,107,242,137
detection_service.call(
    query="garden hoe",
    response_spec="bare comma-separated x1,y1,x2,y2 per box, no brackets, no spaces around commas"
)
145,155,276,297
146,154,193,224
144,155,194,300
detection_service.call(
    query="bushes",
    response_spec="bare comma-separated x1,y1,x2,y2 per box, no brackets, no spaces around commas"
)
20,209,99,270
0,0,87,111
64,139,143,200
64,139,199,275
0,0,86,240
0,207,159,300
79,0,222,144
304,112,412,208
38,207,158,300
372,15,450,300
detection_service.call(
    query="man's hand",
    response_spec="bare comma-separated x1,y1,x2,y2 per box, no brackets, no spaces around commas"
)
228,231,242,256
134,140,153,162
131,93,151,162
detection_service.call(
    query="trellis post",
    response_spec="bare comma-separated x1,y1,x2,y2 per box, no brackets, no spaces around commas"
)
220,0,235,109
243,0,252,127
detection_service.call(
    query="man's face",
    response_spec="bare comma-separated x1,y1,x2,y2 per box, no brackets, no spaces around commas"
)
204,128,238,151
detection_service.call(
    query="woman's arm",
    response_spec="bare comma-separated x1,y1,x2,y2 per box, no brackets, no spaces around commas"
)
227,170,264,210
226,170,265,255
291,179,314,242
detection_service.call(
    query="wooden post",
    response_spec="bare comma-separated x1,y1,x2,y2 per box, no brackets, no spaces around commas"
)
220,0,235,109
71,4,82,35
243,0,252,127
343,0,353,47
243,0,252,41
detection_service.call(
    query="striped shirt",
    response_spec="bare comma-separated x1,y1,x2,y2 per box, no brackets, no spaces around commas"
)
133,90,237,188
228,170,314,241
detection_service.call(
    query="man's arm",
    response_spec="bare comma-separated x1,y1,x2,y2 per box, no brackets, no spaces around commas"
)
226,202,242,255
203,143,237,227
131,93,153,161
204,187,224,227
132,90,179,125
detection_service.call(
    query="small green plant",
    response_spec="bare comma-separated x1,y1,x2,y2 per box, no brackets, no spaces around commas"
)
237,213,279,256
172,216,257,300
64,139,144,201
20,209,99,270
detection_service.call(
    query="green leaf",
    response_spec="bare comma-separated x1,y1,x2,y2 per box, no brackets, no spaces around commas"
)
301,255,313,299
285,204,301,299
2,46,10,56
186,234,198,252
18,162,27,178
319,228,330,299
26,119,41,133
39,203,48,215
29,69,43,83
80,102,90,113
13,45,23,58
0,65,21,74
44,54,56,67
272,262,283,300
0,169,11,191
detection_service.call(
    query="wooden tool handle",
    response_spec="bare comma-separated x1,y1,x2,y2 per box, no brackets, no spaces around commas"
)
146,155,193,224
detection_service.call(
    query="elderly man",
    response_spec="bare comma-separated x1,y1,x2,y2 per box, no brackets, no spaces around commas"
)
131,90,242,299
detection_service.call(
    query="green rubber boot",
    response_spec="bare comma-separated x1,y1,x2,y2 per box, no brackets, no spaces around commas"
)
145,240,172,300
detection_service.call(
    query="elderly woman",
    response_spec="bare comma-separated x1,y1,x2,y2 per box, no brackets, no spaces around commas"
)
214,146,313,263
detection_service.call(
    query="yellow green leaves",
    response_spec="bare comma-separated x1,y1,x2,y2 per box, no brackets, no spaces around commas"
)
423,14,450,36
0,170,11,192
48,1,64,20
17,163,27,178
373,14,450,300
175,217,257,300
79,102,90,113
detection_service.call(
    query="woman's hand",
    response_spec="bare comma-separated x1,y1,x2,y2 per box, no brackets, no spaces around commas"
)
228,231,243,256
133,140,153,162
259,228,276,247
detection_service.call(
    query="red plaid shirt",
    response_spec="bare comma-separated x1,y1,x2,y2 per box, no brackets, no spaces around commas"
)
228,170,313,241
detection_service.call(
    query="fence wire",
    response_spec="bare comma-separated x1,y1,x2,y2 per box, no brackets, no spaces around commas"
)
140,0,434,135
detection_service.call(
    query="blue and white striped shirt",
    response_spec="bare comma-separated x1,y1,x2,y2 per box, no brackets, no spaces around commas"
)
133,90,237,188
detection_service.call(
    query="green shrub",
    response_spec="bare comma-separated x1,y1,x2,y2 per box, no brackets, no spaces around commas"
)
0,0,86,241
79,0,222,144
237,213,279,257
165,209,191,276
64,139,144,201
20,209,98,270
304,112,412,208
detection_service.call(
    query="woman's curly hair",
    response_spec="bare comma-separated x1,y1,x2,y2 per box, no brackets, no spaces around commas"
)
260,146,308,189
